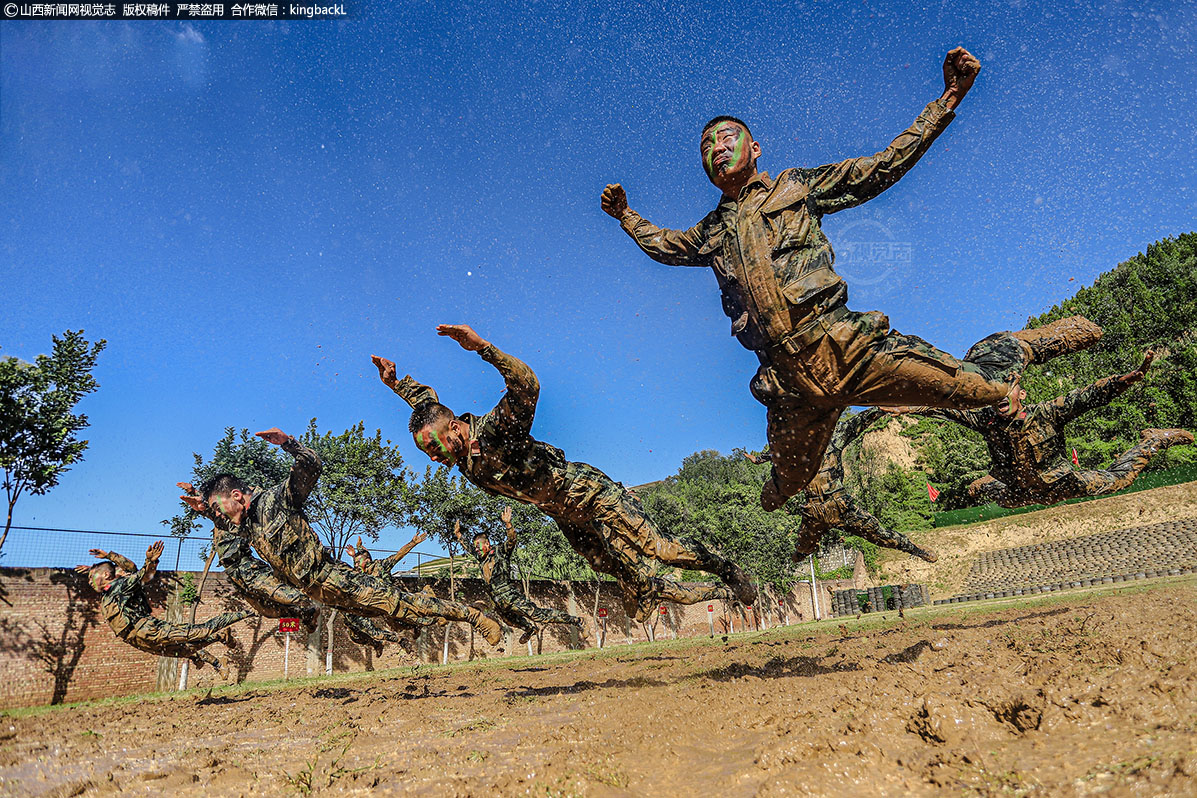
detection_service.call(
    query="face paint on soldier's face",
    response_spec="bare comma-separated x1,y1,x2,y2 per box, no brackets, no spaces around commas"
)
416,427,458,466
702,124,747,178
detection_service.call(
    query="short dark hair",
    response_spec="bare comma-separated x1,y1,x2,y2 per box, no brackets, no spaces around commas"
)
202,472,249,503
473,532,489,544
702,115,752,139
408,402,456,435
87,560,115,589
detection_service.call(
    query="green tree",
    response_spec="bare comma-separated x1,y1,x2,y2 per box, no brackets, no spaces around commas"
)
637,449,802,592
1,330,106,554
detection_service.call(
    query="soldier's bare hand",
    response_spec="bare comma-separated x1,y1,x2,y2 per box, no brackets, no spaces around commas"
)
501,505,513,525
453,520,462,537
74,564,91,573
177,482,198,497
436,324,489,352
941,47,981,108
411,531,428,545
180,495,208,514
88,548,106,559
371,354,398,387
255,427,290,446
146,541,165,561
601,184,628,219
1122,350,1155,384
743,452,765,465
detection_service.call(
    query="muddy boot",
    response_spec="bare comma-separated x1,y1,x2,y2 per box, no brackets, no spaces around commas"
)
718,562,756,605
466,608,504,648
517,626,537,645
1012,315,1103,364
1140,428,1195,450
906,543,938,564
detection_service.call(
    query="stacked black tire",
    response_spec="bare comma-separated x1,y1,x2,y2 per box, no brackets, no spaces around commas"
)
832,584,928,616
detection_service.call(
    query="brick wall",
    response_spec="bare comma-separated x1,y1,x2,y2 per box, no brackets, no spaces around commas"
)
0,557,868,710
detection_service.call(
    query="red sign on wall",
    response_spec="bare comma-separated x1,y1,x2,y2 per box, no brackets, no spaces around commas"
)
659,605,667,615
707,604,714,612
598,608,608,618
278,618,301,633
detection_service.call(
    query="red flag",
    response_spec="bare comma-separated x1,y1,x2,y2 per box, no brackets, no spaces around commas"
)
926,482,940,502
1071,448,1079,466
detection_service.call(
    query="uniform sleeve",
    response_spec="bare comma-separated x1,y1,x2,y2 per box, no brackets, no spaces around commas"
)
618,209,709,267
830,407,886,453
1040,375,1129,426
907,406,984,431
103,550,138,573
279,436,322,510
390,375,441,410
377,545,413,574
805,99,955,215
477,343,540,438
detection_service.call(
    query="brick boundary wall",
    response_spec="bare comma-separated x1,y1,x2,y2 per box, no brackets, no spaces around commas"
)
0,556,868,710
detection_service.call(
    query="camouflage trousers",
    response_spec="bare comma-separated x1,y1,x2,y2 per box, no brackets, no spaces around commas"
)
554,517,730,622
120,609,252,668
794,491,932,560
488,584,582,635
227,562,319,630
552,462,749,592
972,437,1170,509
299,560,488,630
755,308,1030,503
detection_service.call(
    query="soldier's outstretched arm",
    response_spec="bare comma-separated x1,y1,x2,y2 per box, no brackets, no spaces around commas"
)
379,530,427,572
501,505,517,548
892,405,981,432
140,540,164,584
805,48,979,215
90,548,138,574
256,428,322,509
829,407,887,456
602,183,709,267
1043,352,1152,425
371,355,442,410
438,325,540,436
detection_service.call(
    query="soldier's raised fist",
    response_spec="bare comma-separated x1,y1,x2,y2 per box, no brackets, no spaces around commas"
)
941,47,981,108
601,184,628,219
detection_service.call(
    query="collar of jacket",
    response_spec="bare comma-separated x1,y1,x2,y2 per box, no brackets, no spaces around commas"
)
717,171,773,209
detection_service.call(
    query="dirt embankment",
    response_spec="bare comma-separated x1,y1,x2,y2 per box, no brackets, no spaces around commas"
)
1,580,1193,797
879,480,1197,596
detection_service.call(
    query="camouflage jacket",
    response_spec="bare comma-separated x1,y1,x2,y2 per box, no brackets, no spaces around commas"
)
393,345,598,525
460,524,520,597
98,551,153,637
917,375,1130,490
619,99,954,352
238,437,329,586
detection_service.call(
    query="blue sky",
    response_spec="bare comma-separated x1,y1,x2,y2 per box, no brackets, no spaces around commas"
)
2,0,1195,562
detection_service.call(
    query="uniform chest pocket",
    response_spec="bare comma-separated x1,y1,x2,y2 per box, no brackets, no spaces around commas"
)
697,229,727,275
760,184,812,254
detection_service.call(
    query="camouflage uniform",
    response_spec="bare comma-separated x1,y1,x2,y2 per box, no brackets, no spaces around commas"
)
236,437,502,644
459,522,583,639
348,539,443,632
97,551,249,669
391,343,749,620
911,375,1193,508
210,520,402,650
780,408,936,561
617,99,1034,502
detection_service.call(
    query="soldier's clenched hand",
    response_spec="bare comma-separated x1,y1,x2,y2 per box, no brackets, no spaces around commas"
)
601,184,628,219
436,324,489,352
255,427,291,446
371,354,398,388
941,47,980,109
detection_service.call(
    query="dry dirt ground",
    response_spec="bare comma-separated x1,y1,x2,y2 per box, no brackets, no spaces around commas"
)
1,579,1194,797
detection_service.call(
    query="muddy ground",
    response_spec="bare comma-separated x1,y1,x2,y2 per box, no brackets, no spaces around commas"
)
1,579,1194,797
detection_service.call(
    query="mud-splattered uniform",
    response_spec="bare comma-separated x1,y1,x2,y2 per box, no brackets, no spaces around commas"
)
235,437,502,644
209,519,401,649
617,99,1033,502
911,375,1192,507
459,523,582,637
391,344,746,621
97,551,249,669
